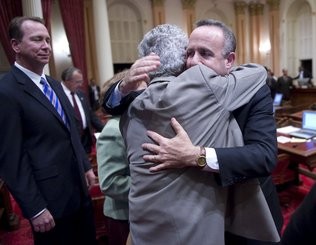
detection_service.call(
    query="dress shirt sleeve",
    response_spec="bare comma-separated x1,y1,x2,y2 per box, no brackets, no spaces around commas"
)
205,147,219,172
106,83,123,108
30,208,47,220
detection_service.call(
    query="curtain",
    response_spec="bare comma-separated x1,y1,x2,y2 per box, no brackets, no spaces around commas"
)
41,0,53,33
0,0,22,65
58,0,89,96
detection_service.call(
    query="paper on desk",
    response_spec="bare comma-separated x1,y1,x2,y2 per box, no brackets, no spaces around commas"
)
290,138,307,143
277,125,300,134
277,136,291,143
277,135,307,144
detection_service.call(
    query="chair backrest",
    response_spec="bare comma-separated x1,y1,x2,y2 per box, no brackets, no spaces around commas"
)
272,153,296,186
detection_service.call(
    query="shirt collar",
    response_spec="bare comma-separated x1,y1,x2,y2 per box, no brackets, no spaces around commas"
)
15,62,45,84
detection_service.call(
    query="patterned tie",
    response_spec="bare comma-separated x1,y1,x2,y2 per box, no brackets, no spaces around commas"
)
71,92,83,134
40,77,69,127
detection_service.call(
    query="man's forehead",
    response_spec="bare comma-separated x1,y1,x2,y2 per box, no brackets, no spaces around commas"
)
191,26,223,38
22,20,48,34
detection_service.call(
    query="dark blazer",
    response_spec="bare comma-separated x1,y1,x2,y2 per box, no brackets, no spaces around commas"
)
75,91,104,153
281,182,316,245
218,85,284,234
0,66,92,220
102,82,283,236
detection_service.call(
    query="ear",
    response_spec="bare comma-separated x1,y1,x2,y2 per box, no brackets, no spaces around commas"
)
11,39,20,53
225,52,235,70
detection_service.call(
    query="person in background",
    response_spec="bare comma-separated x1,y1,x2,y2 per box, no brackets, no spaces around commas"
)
276,68,293,101
265,67,277,99
61,67,105,154
97,70,147,245
89,78,101,111
294,66,312,81
102,18,283,245
0,16,97,244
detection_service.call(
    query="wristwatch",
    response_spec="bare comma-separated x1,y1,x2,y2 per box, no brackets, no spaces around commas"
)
196,146,207,168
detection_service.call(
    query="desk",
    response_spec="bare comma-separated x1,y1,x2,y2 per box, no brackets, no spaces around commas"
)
288,111,303,121
278,136,316,179
290,88,316,107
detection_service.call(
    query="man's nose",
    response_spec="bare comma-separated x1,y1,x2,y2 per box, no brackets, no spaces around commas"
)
188,54,201,67
42,40,51,50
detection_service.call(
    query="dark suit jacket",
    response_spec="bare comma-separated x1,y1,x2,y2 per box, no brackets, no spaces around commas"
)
0,66,92,220
102,81,283,235
281,182,316,245
75,91,104,153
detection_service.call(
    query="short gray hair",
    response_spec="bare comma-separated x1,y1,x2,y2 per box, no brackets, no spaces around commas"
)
137,24,188,79
61,66,81,81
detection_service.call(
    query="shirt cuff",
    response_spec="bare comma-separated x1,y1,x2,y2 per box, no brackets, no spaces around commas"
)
31,208,46,220
205,147,219,171
106,82,123,108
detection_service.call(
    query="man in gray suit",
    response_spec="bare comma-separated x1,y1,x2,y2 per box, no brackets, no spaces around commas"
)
120,24,279,245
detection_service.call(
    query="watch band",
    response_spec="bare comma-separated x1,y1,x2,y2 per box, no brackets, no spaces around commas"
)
200,146,206,157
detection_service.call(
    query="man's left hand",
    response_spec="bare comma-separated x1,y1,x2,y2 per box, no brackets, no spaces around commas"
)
142,118,200,172
85,169,97,189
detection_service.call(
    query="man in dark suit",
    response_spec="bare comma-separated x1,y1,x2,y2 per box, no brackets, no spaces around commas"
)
103,19,283,245
61,67,105,154
277,68,293,100
293,66,313,87
0,16,97,244
88,78,101,111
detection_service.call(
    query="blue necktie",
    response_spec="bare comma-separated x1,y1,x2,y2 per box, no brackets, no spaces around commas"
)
40,77,69,127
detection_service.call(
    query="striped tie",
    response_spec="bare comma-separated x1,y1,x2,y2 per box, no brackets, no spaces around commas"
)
40,77,69,127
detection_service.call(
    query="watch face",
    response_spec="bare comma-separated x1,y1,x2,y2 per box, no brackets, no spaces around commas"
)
197,156,207,167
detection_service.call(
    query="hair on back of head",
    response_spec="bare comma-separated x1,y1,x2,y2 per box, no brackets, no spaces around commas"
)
137,24,188,79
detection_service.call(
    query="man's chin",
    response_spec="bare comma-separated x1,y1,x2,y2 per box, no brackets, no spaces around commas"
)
39,58,50,65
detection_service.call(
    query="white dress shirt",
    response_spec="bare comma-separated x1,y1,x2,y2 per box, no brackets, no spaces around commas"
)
61,83,87,129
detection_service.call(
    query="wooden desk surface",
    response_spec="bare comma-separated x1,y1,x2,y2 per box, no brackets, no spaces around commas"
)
278,133,316,172
288,111,303,121
288,109,316,121
290,88,316,107
278,140,316,158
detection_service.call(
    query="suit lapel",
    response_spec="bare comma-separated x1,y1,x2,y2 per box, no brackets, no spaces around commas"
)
12,67,70,131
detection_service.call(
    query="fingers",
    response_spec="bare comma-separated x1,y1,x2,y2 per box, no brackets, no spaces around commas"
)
146,130,165,145
170,117,184,135
31,210,55,233
130,55,160,78
149,163,168,172
32,219,54,232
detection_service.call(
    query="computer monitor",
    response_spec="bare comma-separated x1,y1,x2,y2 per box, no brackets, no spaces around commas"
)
273,93,283,107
